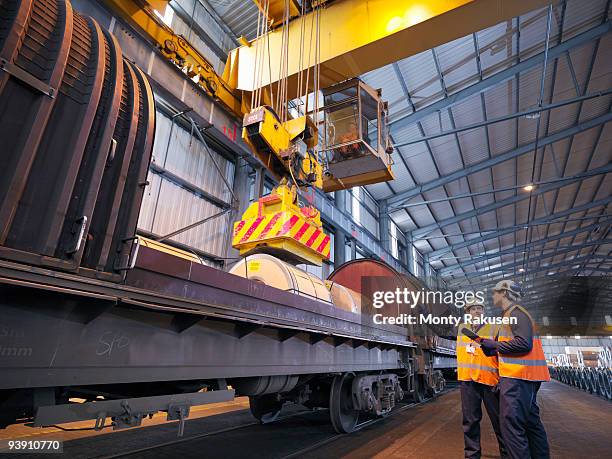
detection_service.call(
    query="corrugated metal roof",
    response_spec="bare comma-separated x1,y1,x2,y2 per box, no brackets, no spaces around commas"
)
356,0,611,295
207,0,260,40
208,0,610,295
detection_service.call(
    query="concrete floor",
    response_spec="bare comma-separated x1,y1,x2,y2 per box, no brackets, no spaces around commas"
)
0,398,251,443
1,381,609,458
308,380,611,459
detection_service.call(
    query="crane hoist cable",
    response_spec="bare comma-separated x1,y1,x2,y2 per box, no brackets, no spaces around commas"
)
251,0,262,112
315,4,322,165
248,1,326,191
266,18,274,110
296,0,306,107
252,0,271,111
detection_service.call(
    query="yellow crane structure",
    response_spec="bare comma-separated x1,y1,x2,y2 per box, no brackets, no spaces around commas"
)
103,0,549,266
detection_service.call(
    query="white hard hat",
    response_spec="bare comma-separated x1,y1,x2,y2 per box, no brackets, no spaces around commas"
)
464,297,484,311
492,279,523,297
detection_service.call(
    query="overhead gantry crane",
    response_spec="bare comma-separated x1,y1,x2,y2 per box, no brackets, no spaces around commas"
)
104,0,550,266
0,0,553,434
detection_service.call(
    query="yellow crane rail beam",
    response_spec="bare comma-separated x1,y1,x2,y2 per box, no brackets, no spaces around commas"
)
226,0,550,94
104,0,244,115
253,0,302,26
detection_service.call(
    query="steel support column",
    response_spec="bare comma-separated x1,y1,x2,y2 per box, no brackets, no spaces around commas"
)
254,167,265,199
380,200,391,253
226,157,250,259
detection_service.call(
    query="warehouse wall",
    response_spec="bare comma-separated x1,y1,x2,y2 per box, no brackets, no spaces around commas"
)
138,107,235,266
542,336,612,359
68,0,424,280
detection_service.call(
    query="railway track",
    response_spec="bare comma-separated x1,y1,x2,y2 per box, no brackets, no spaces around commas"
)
96,385,458,459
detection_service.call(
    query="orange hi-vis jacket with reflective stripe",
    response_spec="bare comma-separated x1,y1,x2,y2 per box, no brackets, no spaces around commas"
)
497,304,550,382
457,323,499,386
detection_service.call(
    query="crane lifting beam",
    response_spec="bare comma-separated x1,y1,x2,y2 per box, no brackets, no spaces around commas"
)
104,0,244,116
224,0,550,93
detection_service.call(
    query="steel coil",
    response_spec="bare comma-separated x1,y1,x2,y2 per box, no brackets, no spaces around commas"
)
551,364,612,401
0,0,155,281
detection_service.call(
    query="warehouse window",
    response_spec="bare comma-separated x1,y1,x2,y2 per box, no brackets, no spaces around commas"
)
390,220,399,258
351,188,361,223
347,187,379,238
398,241,407,266
345,240,353,261
411,245,421,277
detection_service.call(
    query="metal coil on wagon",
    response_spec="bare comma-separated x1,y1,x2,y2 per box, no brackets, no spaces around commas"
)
327,258,458,342
0,0,155,281
229,254,335,306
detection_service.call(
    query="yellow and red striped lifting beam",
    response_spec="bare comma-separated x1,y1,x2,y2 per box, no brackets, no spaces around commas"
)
232,183,330,266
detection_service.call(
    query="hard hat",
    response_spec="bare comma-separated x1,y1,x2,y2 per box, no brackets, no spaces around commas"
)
492,279,523,297
464,297,484,311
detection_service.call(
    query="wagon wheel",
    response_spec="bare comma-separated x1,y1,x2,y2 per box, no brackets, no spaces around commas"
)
329,373,359,433
249,395,283,423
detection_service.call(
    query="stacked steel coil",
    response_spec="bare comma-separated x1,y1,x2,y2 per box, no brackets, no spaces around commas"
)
327,258,459,339
549,348,612,400
0,0,155,281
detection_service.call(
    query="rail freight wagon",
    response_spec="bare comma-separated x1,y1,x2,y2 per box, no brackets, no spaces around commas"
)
0,0,454,434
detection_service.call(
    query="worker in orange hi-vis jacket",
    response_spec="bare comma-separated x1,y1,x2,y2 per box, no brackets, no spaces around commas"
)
478,280,550,459
457,298,509,459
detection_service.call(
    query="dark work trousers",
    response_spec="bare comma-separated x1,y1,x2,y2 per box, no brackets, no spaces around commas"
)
460,381,508,459
499,377,550,459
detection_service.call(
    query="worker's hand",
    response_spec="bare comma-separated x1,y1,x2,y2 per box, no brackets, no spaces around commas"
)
479,338,499,356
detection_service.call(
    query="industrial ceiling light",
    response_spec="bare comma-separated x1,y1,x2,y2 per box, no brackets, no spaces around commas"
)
525,111,541,119
523,184,535,192
519,268,525,272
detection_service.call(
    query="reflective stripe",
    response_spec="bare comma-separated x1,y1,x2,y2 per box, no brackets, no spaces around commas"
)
457,362,499,373
497,306,550,381
500,357,548,367
457,328,500,385
498,333,542,339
